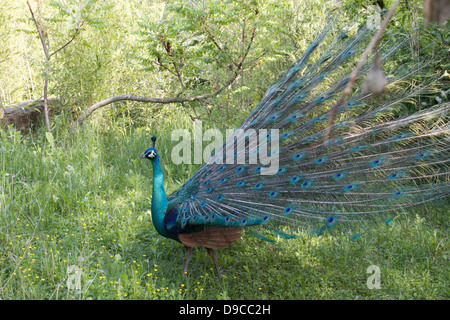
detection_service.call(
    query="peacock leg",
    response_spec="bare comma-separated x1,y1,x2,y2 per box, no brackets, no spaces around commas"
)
183,246,192,276
206,248,222,278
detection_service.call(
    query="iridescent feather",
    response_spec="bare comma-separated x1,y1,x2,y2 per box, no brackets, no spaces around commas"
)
143,11,449,276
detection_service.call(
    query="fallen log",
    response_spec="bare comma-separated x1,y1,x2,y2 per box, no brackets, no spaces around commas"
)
0,98,58,133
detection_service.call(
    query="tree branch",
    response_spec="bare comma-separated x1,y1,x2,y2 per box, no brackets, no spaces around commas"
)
70,72,240,133
241,27,257,67
324,0,400,141
203,24,239,68
27,0,49,59
27,0,51,132
50,26,81,58
27,0,92,133
155,58,177,76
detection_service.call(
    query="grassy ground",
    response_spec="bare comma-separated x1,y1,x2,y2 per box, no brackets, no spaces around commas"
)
0,116,448,300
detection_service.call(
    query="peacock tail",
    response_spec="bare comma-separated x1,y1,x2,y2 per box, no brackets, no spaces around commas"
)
161,12,449,245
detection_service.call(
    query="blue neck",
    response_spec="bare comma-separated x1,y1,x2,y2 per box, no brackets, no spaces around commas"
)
150,156,169,237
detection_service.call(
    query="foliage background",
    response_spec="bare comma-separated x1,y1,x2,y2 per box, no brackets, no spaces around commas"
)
0,0,448,299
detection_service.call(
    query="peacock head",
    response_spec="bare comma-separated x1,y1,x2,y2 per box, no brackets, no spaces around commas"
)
140,136,159,161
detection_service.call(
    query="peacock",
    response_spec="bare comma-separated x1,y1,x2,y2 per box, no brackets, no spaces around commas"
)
140,12,449,278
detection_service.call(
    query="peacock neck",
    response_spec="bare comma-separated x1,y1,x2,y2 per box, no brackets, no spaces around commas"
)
150,156,169,236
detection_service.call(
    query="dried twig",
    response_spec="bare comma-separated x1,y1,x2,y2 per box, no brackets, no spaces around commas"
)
324,0,400,142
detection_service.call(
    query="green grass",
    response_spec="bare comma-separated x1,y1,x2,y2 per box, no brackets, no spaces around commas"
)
0,117,448,300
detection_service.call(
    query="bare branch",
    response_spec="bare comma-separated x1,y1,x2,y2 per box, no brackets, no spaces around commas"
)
324,0,400,141
240,27,257,67
51,3,94,57
27,0,49,59
27,0,51,132
203,24,239,69
71,72,240,133
27,0,93,133
154,59,177,76
51,34,76,57
50,24,82,58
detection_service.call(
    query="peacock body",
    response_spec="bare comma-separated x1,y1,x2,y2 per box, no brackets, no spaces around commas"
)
140,12,449,277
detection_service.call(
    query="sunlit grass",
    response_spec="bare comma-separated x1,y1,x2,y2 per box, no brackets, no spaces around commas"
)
0,116,448,300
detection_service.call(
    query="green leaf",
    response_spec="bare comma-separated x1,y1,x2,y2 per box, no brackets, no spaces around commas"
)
45,132,55,149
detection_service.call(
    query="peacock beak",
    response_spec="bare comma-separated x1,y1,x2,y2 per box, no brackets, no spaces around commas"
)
140,150,156,159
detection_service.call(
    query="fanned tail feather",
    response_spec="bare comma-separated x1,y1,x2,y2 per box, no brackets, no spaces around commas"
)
166,11,449,243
